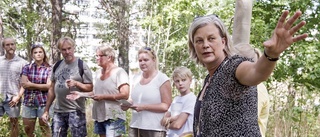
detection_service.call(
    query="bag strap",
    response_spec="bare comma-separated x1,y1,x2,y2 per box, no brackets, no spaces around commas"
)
52,60,63,74
78,59,84,78
53,59,84,78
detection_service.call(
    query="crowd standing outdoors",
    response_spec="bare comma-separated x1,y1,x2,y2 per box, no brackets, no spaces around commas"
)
41,37,93,137
0,38,28,137
20,43,52,137
188,10,307,136
67,45,130,137
0,10,308,137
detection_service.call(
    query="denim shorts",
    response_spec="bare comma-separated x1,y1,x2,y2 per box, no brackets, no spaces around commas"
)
52,110,87,137
21,105,46,118
0,95,21,118
22,105,54,118
94,118,126,136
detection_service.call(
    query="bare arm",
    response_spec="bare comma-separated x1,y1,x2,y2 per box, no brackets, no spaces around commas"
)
75,81,93,92
132,80,172,113
168,112,189,130
161,112,171,126
93,83,130,101
41,81,56,122
43,81,56,113
236,10,308,86
232,0,253,45
9,86,25,107
66,79,93,92
21,75,51,91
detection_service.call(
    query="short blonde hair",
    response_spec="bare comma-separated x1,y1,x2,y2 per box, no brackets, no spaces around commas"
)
57,37,76,49
2,38,16,47
234,43,262,62
188,15,235,66
172,66,193,81
138,47,158,70
96,45,116,62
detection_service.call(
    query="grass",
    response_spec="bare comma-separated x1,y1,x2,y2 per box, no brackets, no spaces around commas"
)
0,100,131,137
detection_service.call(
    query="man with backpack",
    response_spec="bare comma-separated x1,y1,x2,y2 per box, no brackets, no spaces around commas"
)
41,37,93,137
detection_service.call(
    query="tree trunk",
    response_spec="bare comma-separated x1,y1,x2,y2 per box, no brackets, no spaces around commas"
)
101,0,130,73
232,0,253,46
50,0,63,64
116,0,130,73
0,13,4,56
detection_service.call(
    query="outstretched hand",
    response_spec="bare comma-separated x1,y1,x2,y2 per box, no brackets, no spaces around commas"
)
263,10,308,57
66,91,81,100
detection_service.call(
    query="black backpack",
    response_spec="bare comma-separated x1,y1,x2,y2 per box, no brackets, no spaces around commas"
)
52,59,84,78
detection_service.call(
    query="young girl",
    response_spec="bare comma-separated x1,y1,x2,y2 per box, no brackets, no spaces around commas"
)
20,44,52,137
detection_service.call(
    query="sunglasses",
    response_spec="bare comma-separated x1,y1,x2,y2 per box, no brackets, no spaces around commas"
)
143,47,156,58
31,44,43,48
193,14,219,21
143,47,152,51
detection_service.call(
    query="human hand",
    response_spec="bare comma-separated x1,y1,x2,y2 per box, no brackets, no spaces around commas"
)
92,95,104,101
41,111,49,123
66,91,81,100
263,10,308,58
161,113,171,126
120,105,131,111
131,104,145,112
65,79,78,88
9,95,20,107
120,100,133,110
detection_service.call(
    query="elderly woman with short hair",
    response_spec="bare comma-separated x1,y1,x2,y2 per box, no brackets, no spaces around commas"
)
188,11,307,136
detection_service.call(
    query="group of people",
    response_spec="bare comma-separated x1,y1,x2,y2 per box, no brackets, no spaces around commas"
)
0,38,52,137
0,10,307,137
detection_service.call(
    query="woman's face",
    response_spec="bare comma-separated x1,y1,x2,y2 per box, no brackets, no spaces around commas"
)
32,47,45,62
193,24,226,66
95,50,108,67
138,52,155,72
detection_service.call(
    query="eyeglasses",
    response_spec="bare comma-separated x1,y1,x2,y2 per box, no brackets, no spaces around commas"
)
193,14,219,21
95,55,107,58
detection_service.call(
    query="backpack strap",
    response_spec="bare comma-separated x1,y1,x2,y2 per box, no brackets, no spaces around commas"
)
78,59,84,78
52,59,84,79
52,60,63,74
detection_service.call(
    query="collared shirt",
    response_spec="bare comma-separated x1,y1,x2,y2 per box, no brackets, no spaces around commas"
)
0,55,28,101
21,62,51,106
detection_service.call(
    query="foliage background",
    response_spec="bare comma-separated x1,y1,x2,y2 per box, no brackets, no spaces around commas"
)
0,0,319,136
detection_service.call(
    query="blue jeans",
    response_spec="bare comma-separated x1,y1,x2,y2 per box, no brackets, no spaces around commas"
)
94,118,126,137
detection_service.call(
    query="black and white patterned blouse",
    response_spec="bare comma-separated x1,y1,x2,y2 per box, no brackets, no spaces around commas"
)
193,55,261,137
